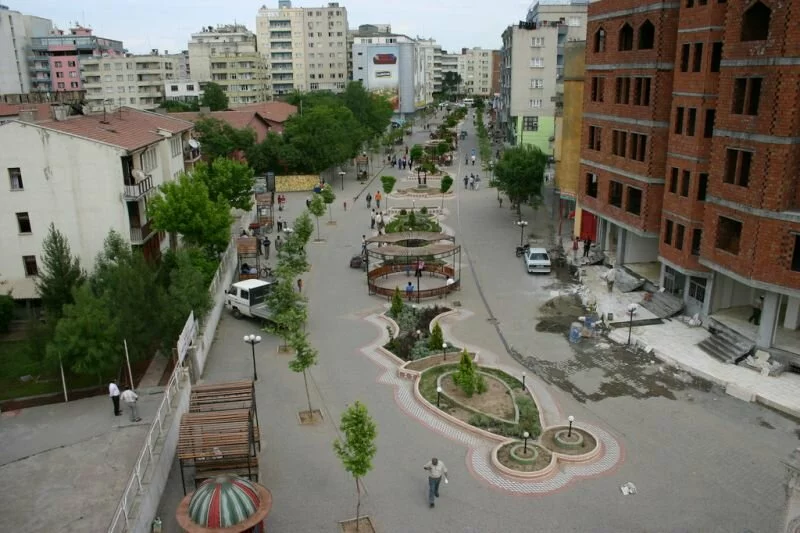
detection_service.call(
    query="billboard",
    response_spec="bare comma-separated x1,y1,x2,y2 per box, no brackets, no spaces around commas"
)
367,45,400,111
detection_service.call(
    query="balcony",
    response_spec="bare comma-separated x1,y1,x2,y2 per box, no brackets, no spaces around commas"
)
123,175,154,200
184,147,201,163
129,219,155,244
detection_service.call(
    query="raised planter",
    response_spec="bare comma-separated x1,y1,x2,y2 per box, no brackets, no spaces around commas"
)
435,370,519,425
339,516,377,533
491,440,557,480
539,426,601,463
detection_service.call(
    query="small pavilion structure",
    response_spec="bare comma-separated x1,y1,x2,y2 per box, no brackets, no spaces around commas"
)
365,231,461,301
176,474,272,533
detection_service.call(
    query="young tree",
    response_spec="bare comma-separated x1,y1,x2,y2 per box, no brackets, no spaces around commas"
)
148,172,232,253
293,211,314,246
199,82,229,111
320,183,337,222
442,72,462,97
390,286,404,317
193,117,257,160
333,401,378,530
35,223,85,320
409,144,424,164
453,349,486,398
287,328,318,417
308,193,327,241
265,278,307,350
493,144,548,215
193,158,256,211
275,234,309,279
380,175,396,209
428,321,444,352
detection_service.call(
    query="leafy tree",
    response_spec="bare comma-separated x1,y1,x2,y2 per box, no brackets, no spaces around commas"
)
246,132,300,176
148,172,232,253
158,246,219,288
390,287,404,317
493,144,548,215
0,292,13,333
287,328,318,417
161,249,213,344
293,211,314,247
442,71,462,96
409,144,424,164
162,100,199,112
265,278,307,350
440,175,453,194
453,349,486,397
308,193,327,241
199,82,229,111
333,401,378,530
341,81,393,140
194,117,257,161
428,321,444,352
47,284,119,378
380,175,395,209
192,158,255,211
283,104,363,175
35,223,85,320
320,183,336,222
275,233,309,279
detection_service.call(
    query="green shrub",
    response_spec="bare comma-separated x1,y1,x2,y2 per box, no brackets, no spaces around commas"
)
410,338,432,360
428,321,444,351
396,305,419,333
420,206,429,215
517,396,541,437
400,208,407,215
390,287,404,317
453,349,486,397
0,293,14,333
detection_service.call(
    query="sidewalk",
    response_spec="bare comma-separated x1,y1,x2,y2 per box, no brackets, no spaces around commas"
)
576,264,800,418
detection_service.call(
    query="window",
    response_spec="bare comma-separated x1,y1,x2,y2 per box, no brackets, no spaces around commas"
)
594,28,606,53
687,108,697,136
691,229,703,256
530,99,543,108
626,187,642,215
686,0,694,5
71,72,78,78
724,149,753,187
140,148,158,173
704,109,716,138
187,84,194,91
619,23,634,51
670,167,679,193
531,79,544,89
531,37,545,47
170,85,179,91
633,77,651,106
615,76,630,104
586,173,598,198
588,126,602,150
56,72,64,79
681,170,691,197
697,173,708,201
732,77,762,115
68,61,76,67
70,82,79,88
16,212,32,233
676,224,685,250
629,133,647,161
612,130,628,156
675,107,685,134
54,61,63,68
664,220,674,244
692,43,704,72
609,181,623,208
591,76,604,101
741,1,771,42
23,256,38,276
523,116,539,131
170,136,181,157
792,235,800,272
716,216,742,254
638,20,655,50
710,42,723,72
680,43,691,72
530,57,544,68
8,168,22,190
689,276,707,302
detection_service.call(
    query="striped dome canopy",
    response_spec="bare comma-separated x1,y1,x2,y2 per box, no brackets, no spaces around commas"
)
188,475,261,528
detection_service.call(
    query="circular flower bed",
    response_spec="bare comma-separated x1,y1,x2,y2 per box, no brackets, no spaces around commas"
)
540,426,597,456
496,441,552,473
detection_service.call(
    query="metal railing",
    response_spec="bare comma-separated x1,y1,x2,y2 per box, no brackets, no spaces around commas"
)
123,176,153,200
130,220,154,244
107,366,185,533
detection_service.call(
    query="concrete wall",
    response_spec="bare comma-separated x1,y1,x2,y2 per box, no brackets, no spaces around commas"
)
517,115,554,154
555,40,585,200
623,231,659,263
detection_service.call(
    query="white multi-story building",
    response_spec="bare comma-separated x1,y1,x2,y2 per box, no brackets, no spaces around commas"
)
452,47,494,96
415,38,440,105
164,80,202,103
189,24,270,106
256,1,349,96
81,52,188,112
0,6,53,94
0,107,198,300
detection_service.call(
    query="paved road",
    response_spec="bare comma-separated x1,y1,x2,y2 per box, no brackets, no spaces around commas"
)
157,111,799,533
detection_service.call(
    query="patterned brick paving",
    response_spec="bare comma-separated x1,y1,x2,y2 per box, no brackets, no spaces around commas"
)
361,313,623,495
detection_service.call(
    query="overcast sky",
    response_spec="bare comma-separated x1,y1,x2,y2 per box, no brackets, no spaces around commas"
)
17,0,533,54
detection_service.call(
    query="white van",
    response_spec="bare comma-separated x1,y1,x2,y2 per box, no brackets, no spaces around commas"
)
225,279,274,320
463,98,475,107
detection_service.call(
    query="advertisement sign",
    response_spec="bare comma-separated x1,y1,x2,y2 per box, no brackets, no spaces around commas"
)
367,45,400,111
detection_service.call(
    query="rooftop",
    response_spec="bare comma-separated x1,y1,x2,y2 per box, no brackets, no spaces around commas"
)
31,107,194,151
234,101,297,123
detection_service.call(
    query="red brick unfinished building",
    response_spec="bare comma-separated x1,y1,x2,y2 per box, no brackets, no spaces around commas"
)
578,0,800,352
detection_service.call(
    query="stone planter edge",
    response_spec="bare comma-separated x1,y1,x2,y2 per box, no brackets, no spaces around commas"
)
489,440,558,481
543,425,603,464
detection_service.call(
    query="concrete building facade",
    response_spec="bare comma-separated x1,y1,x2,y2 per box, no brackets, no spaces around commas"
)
0,107,196,300
0,6,53,94
578,0,800,353
188,25,269,106
453,47,495,96
256,1,349,96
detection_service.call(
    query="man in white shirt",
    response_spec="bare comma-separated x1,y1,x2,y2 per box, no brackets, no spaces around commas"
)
423,457,448,508
109,380,121,416
120,387,142,422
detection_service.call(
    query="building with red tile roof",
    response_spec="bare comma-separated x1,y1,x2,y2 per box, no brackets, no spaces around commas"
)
167,102,297,141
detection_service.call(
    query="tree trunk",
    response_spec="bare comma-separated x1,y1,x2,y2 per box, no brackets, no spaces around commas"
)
302,369,313,416
355,477,361,531
328,205,333,221
315,217,321,240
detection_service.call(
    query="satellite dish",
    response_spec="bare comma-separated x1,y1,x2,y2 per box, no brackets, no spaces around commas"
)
132,169,146,182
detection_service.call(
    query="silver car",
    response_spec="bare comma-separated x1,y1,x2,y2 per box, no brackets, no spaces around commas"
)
524,247,551,274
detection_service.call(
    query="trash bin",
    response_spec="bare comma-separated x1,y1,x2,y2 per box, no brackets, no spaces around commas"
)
569,322,582,343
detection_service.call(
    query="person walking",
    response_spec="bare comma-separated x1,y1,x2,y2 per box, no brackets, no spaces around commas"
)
463,175,468,189
406,281,414,300
423,457,448,508
375,191,382,209
109,379,122,416
263,235,271,260
277,216,284,232
370,209,377,230
366,192,372,209
275,235,283,253
120,387,142,422
297,278,303,293
748,295,764,325
361,234,367,256
583,237,592,258
572,236,580,262
605,267,616,293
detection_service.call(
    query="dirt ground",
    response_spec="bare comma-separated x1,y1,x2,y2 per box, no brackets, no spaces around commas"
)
539,427,597,456
405,352,474,372
441,373,515,420
340,517,376,533
496,442,552,472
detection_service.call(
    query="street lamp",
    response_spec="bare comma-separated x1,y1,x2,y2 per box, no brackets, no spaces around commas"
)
516,220,529,247
442,342,448,361
627,303,638,346
339,170,345,191
567,415,575,437
243,334,262,381
416,329,422,339
521,372,526,389
522,431,530,453
436,385,443,407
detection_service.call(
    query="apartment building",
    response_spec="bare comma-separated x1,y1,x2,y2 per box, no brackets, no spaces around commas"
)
578,0,800,353
188,25,269,106
499,0,588,152
256,1,349,96
29,25,125,93
165,80,202,103
491,50,502,96
0,107,197,300
416,38,441,104
0,6,53,94
451,47,494,97
81,52,186,112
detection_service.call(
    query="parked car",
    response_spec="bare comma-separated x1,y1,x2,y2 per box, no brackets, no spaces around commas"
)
225,279,274,320
524,247,551,274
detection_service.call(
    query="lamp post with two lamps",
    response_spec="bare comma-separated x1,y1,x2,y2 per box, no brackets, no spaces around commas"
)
243,334,262,381
516,220,529,247
338,170,345,191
